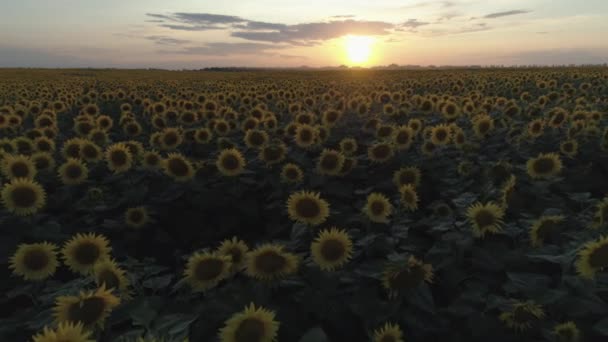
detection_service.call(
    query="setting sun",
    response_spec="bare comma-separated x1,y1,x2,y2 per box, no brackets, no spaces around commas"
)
344,35,375,66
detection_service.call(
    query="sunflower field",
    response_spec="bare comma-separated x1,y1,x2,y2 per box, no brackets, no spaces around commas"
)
1,67,608,342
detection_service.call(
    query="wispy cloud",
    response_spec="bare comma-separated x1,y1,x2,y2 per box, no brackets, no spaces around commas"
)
483,10,531,19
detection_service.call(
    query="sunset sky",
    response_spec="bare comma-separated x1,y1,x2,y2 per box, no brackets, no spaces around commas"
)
1,0,607,68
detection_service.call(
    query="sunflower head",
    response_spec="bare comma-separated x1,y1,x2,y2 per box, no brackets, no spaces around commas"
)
9,242,59,281
184,252,232,292
93,259,130,296
363,193,393,223
553,321,581,342
1,154,37,180
216,148,247,177
311,227,353,271
560,139,579,158
1,178,46,216
393,166,421,189
53,285,121,329
58,158,89,185
317,149,345,176
466,202,505,238
218,303,280,342
62,138,84,160
245,244,299,281
286,190,330,226
499,300,545,332
393,125,414,150
530,215,564,247
141,150,162,170
373,322,404,342
244,129,269,149
217,237,250,272
294,124,317,148
280,163,304,184
32,322,94,342
368,142,394,163
61,233,111,275
105,143,133,174
576,235,608,279
399,184,419,211
163,153,195,182
472,115,494,137
125,206,150,228
382,256,433,298
430,124,452,146
339,137,358,155
526,153,562,179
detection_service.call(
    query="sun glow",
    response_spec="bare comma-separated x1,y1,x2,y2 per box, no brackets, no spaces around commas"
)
344,35,375,66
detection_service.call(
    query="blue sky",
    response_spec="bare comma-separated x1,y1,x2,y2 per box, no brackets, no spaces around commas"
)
1,0,607,68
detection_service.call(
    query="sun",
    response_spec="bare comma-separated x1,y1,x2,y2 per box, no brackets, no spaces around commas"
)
344,35,375,66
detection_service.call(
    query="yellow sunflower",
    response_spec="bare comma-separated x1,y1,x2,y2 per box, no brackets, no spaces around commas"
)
61,233,111,275
32,322,94,342
1,154,37,180
79,141,103,163
216,148,246,177
576,236,608,279
382,256,433,298
499,300,545,332
1,178,46,216
373,322,404,342
58,158,88,185
105,143,133,174
339,137,358,155
316,149,345,176
399,184,419,211
218,303,279,342
286,190,330,226
141,150,162,170
294,124,317,148
363,193,393,223
393,166,421,188
93,259,130,296
61,138,84,160
183,252,232,292
194,127,213,144
125,206,150,228
31,151,56,173
560,139,578,158
53,285,120,329
430,124,452,146
466,202,504,238
217,237,250,272
245,244,299,281
280,163,304,184
9,242,59,281
159,127,183,150
368,142,394,163
310,227,353,271
529,215,564,247
590,197,608,229
526,153,562,179
244,129,269,149
552,321,580,342
472,115,494,138
163,153,195,182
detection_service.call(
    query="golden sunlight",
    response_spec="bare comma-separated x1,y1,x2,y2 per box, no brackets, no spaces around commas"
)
343,35,375,66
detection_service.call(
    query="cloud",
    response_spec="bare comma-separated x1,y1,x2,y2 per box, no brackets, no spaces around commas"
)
147,12,395,45
159,42,290,56
145,36,191,46
483,10,531,19
401,1,456,10
331,15,356,19
402,19,431,29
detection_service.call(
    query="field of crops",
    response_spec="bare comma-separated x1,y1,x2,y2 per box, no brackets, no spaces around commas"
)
1,68,608,342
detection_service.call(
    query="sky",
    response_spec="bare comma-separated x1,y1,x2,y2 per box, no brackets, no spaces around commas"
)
0,0,607,68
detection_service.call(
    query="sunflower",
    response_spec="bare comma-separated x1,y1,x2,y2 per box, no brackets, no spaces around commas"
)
576,236,608,279
9,242,59,281
530,215,564,247
376,124,395,140
560,139,578,158
382,256,433,298
30,152,56,173
368,142,394,163
244,129,269,149
316,149,345,176
451,126,466,147
216,148,246,177
31,322,94,342
321,109,342,127
499,301,545,332
105,143,133,174
80,141,103,163
363,193,393,223
430,124,452,146
163,153,195,182
526,153,562,179
527,119,545,138
245,244,299,281
339,138,358,155
393,166,421,188
34,136,56,153
58,158,88,185
421,140,436,156
93,259,130,295
280,163,304,184
217,237,250,272
141,150,162,170
218,303,279,342
472,115,494,138
183,251,232,292
590,197,608,229
310,227,353,271
258,143,287,166
294,124,317,148
62,233,111,275
88,128,109,146
399,184,419,211
1,178,46,216
125,206,150,228
339,157,358,176
373,322,404,342
286,190,330,226
53,285,120,329
159,127,183,150
552,321,580,342
393,125,414,150
14,136,35,154
1,154,37,180
466,202,504,238
61,138,83,160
